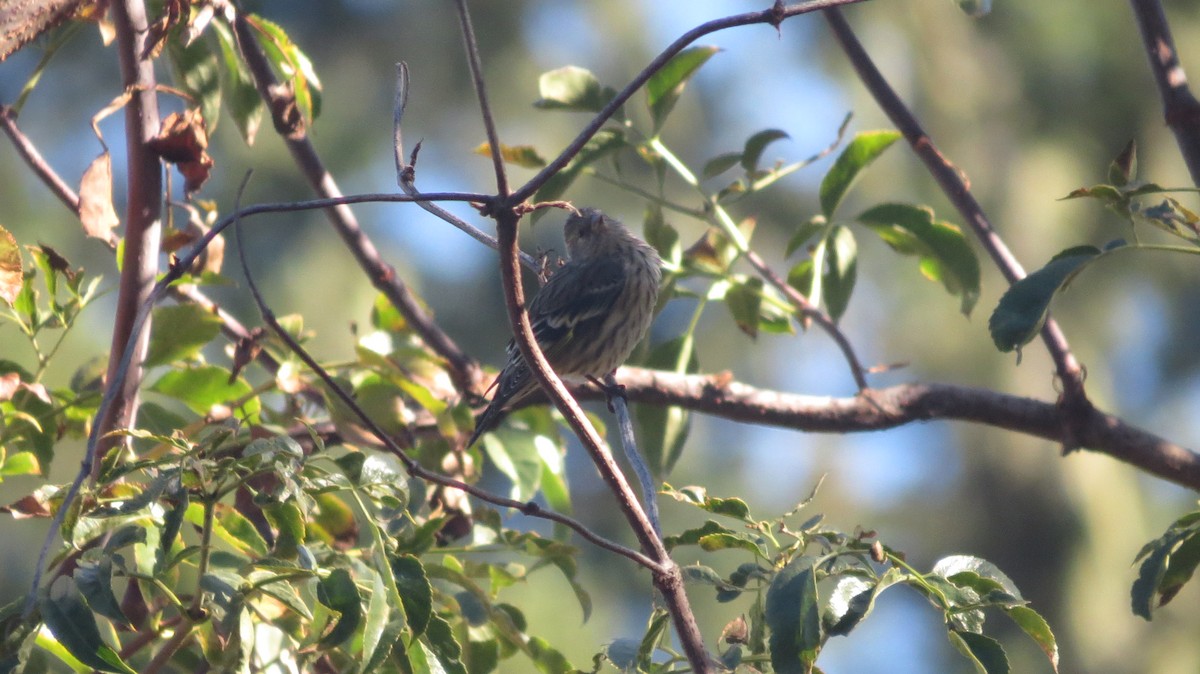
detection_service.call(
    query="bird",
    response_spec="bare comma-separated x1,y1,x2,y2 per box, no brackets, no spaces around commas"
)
465,207,662,448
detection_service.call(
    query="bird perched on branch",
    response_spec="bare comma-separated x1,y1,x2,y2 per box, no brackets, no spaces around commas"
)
465,207,662,448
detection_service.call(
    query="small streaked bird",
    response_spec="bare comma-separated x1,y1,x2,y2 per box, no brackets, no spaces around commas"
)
465,207,662,448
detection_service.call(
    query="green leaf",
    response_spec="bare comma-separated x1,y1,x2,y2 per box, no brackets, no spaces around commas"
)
168,32,221,133
481,431,543,502
0,450,41,477
1004,606,1059,672
533,66,614,112
823,225,857,321
703,152,743,179
948,629,1009,674
933,555,1023,603
636,609,671,672
1132,513,1200,619
145,303,224,367
663,520,739,551
249,15,322,123
263,502,305,559
1109,140,1137,187
765,556,822,674
819,130,902,218
212,19,264,145
75,559,128,628
317,568,362,648
646,46,720,131
41,578,137,674
532,128,626,214
786,218,827,258
392,554,433,637
742,129,790,173
423,613,467,674
988,246,1103,353
643,205,682,268
150,365,259,418
857,203,981,314
726,277,764,338
826,568,905,636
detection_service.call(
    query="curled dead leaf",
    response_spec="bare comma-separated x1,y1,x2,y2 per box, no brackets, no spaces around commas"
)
148,109,214,193
79,152,120,241
0,225,21,305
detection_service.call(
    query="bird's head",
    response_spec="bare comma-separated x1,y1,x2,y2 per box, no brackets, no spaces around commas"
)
564,207,627,259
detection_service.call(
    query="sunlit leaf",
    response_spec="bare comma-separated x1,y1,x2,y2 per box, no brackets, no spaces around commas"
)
145,303,224,368
474,142,547,168
646,46,720,130
79,152,119,241
533,66,614,112
819,130,901,218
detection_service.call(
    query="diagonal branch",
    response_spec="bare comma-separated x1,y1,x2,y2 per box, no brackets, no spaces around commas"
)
1128,0,1200,185
231,13,484,393
822,7,1093,446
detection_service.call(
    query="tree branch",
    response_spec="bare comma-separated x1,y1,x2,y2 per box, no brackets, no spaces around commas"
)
231,13,484,394
95,0,163,469
823,7,1093,444
611,367,1200,491
1128,0,1200,185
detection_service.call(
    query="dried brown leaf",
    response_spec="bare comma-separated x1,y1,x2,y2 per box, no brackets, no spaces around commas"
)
79,151,120,240
0,225,22,305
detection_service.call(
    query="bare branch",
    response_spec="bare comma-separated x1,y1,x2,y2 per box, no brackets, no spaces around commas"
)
392,63,539,270
1128,0,1200,185
232,13,484,393
611,368,1200,492
822,7,1092,441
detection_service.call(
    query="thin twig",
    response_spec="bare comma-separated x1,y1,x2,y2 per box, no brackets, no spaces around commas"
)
230,200,659,570
232,12,483,393
509,0,870,205
822,7,1093,443
391,63,538,270
453,0,508,197
1128,0,1200,185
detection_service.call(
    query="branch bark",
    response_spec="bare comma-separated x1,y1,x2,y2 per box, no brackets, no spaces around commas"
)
97,0,163,466
1128,0,1200,185
609,368,1200,491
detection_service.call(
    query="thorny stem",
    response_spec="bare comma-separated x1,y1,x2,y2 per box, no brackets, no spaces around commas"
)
823,7,1091,437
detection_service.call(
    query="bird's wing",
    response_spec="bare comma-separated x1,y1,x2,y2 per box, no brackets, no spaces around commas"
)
506,257,626,359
